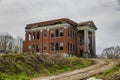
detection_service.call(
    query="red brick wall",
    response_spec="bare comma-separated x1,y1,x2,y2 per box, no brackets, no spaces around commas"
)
23,25,83,56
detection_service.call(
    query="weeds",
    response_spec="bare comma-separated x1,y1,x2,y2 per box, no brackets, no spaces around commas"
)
0,53,93,80
95,61,120,80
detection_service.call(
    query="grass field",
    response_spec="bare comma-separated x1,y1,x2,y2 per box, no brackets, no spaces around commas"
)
95,60,120,80
0,53,93,80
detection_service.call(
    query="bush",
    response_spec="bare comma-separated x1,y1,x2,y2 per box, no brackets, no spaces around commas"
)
0,53,93,79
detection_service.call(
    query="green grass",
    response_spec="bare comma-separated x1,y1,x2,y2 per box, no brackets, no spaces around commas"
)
95,61,120,80
0,53,93,80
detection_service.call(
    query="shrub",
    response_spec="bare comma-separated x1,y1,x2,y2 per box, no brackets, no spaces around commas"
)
0,53,93,79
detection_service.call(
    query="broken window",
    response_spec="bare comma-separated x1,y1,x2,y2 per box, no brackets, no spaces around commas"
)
32,32,35,40
37,32,40,39
60,29,63,37
71,30,73,38
80,50,83,57
73,31,75,38
43,43,46,50
43,30,47,37
50,43,54,50
68,29,72,38
55,42,59,50
50,30,55,38
80,39,83,46
70,43,72,51
60,42,63,50
55,30,59,37
68,29,71,38
68,42,70,50
28,33,31,40
73,44,75,51
68,43,69,50
80,30,84,46
71,30,74,38
36,44,40,52
32,45,35,53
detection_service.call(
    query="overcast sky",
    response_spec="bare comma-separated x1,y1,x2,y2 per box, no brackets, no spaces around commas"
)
0,0,120,54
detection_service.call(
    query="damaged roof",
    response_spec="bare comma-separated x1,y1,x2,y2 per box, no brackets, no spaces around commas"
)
26,18,97,30
79,21,97,30
26,18,78,29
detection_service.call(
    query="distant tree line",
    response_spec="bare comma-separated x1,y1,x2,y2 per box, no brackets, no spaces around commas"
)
0,32,23,53
101,46,120,59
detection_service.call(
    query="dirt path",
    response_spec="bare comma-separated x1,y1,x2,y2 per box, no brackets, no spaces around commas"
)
31,59,118,80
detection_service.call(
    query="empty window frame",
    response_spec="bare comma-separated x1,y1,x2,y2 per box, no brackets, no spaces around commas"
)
60,29,63,37
68,42,69,50
43,30,47,37
36,44,40,52
55,30,59,37
68,29,71,38
43,43,46,50
50,30,55,38
60,42,63,50
80,38,84,46
73,44,75,51
32,32,35,40
71,30,73,38
55,42,59,50
36,32,40,39
68,42,71,51
80,50,83,56
50,43,54,50
73,31,75,38
32,45,35,52
68,29,72,38
71,30,74,38
70,43,72,51
28,33,31,41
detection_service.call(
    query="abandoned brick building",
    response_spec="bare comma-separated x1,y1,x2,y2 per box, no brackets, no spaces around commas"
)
23,18,97,57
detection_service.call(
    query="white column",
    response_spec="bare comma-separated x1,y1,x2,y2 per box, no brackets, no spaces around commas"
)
84,29,89,53
92,31,96,55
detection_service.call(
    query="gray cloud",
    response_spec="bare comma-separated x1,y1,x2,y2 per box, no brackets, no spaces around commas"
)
0,0,120,55
118,0,120,4
117,0,120,10
0,0,2,3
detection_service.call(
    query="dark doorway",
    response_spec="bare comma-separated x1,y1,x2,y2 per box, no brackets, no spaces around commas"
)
80,50,83,57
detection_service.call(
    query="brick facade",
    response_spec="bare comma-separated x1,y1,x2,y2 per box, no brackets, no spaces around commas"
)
23,18,97,57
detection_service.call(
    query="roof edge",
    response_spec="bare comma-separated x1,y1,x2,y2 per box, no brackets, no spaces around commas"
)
26,18,78,29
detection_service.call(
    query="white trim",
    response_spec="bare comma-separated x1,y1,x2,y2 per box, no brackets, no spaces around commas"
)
26,23,71,32
77,26,95,32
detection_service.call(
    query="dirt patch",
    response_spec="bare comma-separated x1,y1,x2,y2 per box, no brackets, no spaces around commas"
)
31,59,117,80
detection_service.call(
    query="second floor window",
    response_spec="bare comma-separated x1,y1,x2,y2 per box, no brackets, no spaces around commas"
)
55,30,59,37
73,31,75,38
28,33,31,41
37,32,40,39
43,30,47,37
60,29,63,37
50,30,55,38
33,32,35,40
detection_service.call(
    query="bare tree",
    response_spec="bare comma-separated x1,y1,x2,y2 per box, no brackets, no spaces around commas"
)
0,32,24,53
14,37,23,53
101,46,120,59
0,33,14,53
